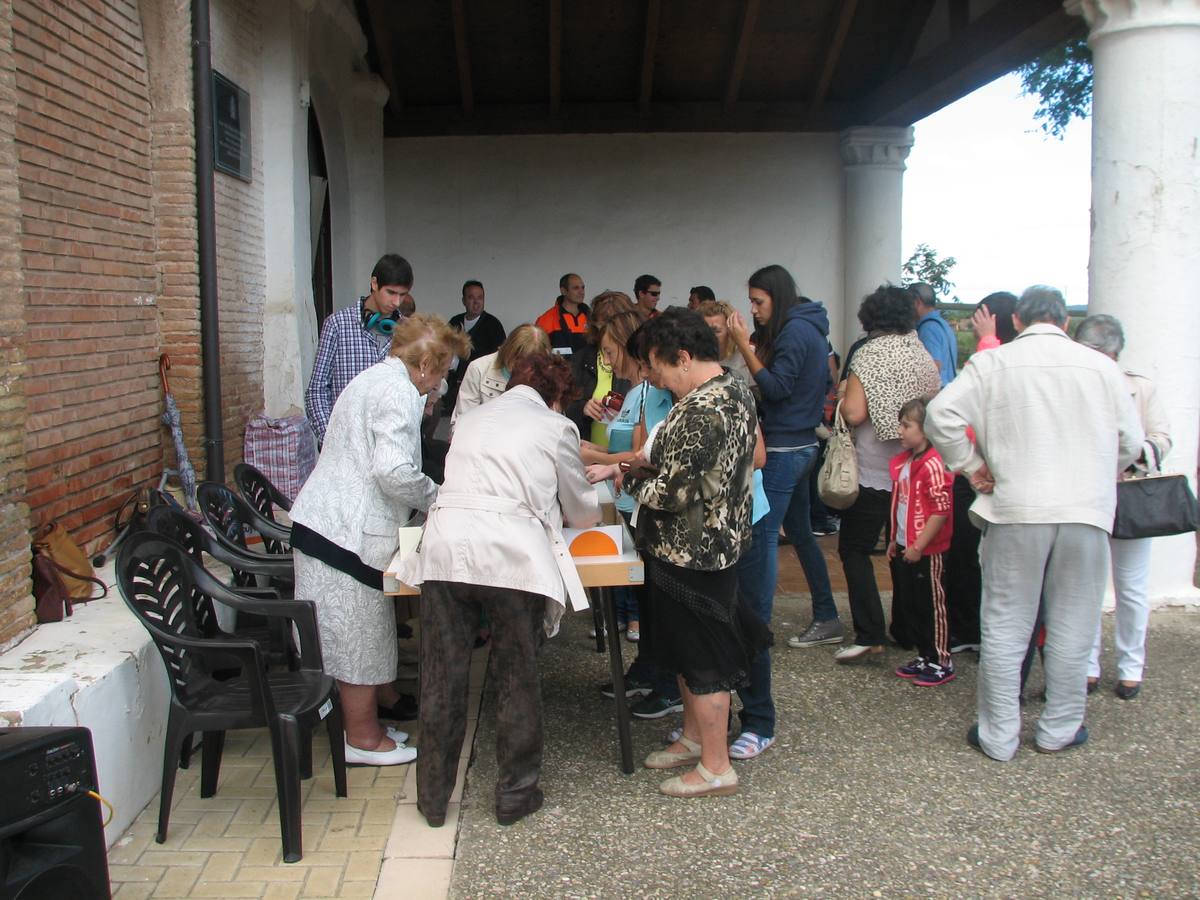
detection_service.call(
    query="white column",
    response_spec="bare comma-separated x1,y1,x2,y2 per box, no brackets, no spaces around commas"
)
1068,0,1200,604
839,126,914,354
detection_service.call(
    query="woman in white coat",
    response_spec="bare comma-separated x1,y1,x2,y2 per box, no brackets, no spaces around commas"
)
449,324,550,429
290,314,469,766
398,352,600,827
1075,314,1172,701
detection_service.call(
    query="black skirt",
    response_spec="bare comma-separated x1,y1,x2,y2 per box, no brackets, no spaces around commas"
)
639,555,772,695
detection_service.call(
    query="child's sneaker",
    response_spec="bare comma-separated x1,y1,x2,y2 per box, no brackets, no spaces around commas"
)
895,657,927,679
913,663,956,686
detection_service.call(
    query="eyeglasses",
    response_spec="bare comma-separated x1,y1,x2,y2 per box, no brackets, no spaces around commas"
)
646,290,661,297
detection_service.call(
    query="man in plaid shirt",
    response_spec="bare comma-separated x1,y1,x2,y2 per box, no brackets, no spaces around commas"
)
305,254,414,444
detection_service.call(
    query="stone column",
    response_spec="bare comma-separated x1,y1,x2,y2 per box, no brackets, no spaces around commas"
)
839,126,915,353
1067,0,1200,603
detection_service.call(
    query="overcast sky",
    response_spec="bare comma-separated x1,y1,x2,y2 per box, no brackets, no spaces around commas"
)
902,72,1092,307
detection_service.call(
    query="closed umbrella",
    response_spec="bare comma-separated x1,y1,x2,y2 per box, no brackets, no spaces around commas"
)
159,354,197,511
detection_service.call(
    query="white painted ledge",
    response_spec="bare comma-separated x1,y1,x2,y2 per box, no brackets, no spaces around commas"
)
0,561,169,848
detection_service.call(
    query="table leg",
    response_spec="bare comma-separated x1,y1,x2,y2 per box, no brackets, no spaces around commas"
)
591,595,606,654
596,586,634,774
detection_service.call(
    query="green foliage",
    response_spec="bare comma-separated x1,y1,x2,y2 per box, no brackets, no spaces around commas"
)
902,243,957,301
1015,38,1093,139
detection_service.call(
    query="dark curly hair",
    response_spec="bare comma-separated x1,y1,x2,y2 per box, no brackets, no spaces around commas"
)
858,284,917,335
506,352,580,410
638,307,719,366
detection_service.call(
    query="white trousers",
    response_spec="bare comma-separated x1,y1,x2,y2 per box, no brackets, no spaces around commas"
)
977,523,1109,761
1088,537,1153,683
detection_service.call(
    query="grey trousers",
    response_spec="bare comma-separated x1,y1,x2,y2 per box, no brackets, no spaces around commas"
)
977,522,1109,760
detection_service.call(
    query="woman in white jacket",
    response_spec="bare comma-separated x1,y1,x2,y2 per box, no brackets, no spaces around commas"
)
1075,314,1173,701
290,314,469,767
398,352,600,828
449,324,550,430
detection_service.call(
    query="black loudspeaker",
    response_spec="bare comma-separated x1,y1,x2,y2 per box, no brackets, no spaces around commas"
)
0,727,111,900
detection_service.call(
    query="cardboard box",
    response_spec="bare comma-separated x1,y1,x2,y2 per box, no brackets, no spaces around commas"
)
562,525,624,557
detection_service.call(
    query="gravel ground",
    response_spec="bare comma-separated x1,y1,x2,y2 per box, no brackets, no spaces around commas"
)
449,591,1200,899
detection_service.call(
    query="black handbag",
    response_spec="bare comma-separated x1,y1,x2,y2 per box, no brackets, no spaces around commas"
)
1112,446,1199,540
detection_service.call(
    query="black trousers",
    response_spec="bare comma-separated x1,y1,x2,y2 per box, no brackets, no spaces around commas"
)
889,550,951,668
417,581,546,820
944,475,982,645
837,486,891,646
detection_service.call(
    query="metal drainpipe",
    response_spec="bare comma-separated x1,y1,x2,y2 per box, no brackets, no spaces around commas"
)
192,0,225,483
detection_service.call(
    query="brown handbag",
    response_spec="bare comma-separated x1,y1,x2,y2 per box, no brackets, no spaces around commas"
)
31,523,108,624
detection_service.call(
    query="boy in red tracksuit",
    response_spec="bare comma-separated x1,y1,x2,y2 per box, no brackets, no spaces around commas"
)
888,398,955,686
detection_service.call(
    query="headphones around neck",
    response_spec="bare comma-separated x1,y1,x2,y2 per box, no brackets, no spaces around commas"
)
362,299,399,336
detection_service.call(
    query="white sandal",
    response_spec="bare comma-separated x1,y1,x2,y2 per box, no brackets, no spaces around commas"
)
729,731,775,760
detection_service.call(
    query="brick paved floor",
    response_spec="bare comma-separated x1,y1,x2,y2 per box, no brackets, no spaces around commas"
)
108,648,488,899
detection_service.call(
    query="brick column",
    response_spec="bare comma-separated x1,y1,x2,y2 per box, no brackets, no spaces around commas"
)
0,0,33,648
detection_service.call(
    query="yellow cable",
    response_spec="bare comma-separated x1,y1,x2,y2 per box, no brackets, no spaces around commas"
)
86,790,114,827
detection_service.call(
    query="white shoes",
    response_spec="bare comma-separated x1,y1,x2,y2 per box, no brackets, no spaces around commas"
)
385,725,409,744
344,735,417,766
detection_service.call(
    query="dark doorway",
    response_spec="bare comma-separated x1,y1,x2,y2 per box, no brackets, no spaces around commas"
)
308,106,333,327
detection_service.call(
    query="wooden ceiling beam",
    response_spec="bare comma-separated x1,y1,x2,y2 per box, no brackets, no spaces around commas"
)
549,0,562,113
808,0,859,121
450,0,474,115
856,0,1083,127
886,0,936,79
948,0,970,34
639,0,662,115
724,0,760,110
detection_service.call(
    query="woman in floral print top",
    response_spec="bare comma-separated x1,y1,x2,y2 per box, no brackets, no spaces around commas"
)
621,308,769,799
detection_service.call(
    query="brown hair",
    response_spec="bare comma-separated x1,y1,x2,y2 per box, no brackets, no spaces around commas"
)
496,324,551,372
598,309,646,380
506,352,580,409
586,290,636,344
389,313,470,371
898,397,927,426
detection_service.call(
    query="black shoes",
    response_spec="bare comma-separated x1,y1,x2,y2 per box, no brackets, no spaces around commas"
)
377,693,419,722
1035,725,1089,754
1115,682,1141,700
496,788,544,826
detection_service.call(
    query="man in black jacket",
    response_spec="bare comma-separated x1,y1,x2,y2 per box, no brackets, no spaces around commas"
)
446,280,506,412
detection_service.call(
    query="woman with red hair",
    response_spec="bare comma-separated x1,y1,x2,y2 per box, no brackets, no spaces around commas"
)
397,352,600,828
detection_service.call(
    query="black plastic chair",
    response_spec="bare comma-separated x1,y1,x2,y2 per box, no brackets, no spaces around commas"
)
235,462,293,519
116,533,346,863
197,481,292,557
146,505,297,668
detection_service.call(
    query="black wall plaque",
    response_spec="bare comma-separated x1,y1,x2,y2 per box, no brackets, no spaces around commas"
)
213,71,251,181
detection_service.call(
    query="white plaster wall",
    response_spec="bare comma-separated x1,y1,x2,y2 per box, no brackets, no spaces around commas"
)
0,593,170,848
383,133,846,346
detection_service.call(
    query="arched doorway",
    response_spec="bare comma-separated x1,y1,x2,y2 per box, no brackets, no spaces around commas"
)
308,106,333,327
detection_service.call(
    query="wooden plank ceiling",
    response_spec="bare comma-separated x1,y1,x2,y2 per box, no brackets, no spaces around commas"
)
355,0,1083,137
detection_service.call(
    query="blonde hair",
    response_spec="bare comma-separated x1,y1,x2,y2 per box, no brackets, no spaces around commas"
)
389,313,470,371
496,324,551,372
697,299,736,358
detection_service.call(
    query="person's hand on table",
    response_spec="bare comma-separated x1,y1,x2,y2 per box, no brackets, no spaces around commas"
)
586,463,619,484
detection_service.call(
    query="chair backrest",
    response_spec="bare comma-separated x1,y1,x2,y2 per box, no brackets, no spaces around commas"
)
234,462,292,517
147,504,257,591
197,481,291,556
116,533,229,705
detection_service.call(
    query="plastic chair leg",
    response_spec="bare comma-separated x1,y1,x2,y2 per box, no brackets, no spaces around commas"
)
157,714,190,843
299,728,313,781
325,697,348,798
179,732,194,769
200,730,226,798
267,717,304,863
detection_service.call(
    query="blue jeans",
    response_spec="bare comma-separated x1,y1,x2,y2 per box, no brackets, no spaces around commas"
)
735,445,837,738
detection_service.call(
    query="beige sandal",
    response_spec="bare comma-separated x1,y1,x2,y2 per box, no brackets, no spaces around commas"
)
643,735,701,770
658,762,739,798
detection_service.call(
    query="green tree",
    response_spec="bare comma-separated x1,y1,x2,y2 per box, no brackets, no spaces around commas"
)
902,243,957,300
1015,37,1093,139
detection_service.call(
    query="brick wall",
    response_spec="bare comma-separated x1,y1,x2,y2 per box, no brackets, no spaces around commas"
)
211,0,265,475
14,0,161,551
0,0,33,648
